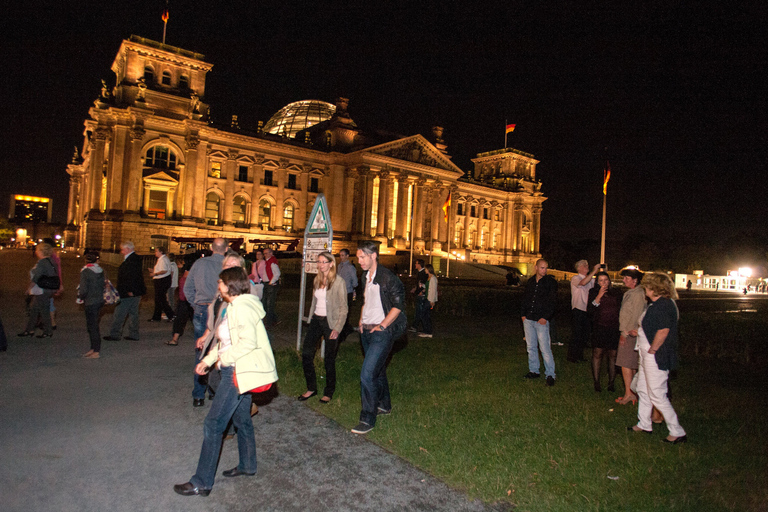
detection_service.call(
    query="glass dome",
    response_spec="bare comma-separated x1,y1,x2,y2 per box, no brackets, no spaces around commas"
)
263,100,336,139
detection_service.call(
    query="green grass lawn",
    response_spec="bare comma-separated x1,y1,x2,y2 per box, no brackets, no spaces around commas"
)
274,315,767,511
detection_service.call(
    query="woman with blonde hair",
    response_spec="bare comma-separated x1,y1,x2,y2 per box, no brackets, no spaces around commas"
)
628,272,687,444
298,252,348,403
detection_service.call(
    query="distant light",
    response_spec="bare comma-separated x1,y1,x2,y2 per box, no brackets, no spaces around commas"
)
739,267,752,277
55,235,62,240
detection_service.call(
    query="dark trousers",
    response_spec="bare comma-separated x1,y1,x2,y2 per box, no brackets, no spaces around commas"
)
359,327,395,427
173,299,192,336
412,294,427,331
85,304,103,352
26,290,54,335
415,296,432,334
0,313,7,351
568,308,591,362
262,283,278,326
152,275,174,320
302,315,341,398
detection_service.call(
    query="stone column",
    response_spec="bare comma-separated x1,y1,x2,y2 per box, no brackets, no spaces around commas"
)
88,129,109,212
182,135,199,220
488,202,497,251
532,205,542,254
223,150,238,225
413,178,426,243
108,125,129,212
514,203,524,252
342,168,358,235
275,159,288,229
362,168,374,237
299,165,310,231
125,127,145,214
394,174,409,248
462,196,472,248
375,170,390,237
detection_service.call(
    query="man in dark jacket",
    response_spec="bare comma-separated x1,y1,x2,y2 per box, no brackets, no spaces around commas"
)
521,259,558,386
352,241,406,434
105,241,146,341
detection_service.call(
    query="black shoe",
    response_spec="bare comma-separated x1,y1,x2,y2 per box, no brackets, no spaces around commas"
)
124,336,139,341
524,372,540,379
546,376,555,386
663,435,688,444
193,398,204,407
148,318,161,322
208,392,215,401
607,382,616,392
103,336,121,341
594,382,602,392
36,333,53,338
351,422,373,434
173,482,210,496
297,391,317,401
17,331,35,337
627,426,653,434
222,466,256,477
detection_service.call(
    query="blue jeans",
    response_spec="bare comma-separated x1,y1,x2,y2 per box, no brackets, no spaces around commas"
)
523,319,556,378
414,296,432,334
192,304,210,400
359,328,395,426
109,296,141,339
190,366,256,490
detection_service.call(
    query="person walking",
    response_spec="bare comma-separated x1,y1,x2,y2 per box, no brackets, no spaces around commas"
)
336,248,358,343
520,259,558,386
298,252,348,404
174,266,277,497
569,260,600,362
104,241,146,341
168,257,192,346
408,259,429,334
352,241,407,434
149,247,175,322
184,238,228,407
79,251,106,359
18,243,59,338
168,253,180,313
261,248,281,327
418,264,438,338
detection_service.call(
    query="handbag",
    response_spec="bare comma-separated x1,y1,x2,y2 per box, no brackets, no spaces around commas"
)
233,371,273,394
104,279,120,305
37,275,61,290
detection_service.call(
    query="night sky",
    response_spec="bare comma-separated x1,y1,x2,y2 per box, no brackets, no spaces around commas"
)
2,1,765,256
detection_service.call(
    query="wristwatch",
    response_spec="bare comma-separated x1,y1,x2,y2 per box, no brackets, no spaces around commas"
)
379,324,386,330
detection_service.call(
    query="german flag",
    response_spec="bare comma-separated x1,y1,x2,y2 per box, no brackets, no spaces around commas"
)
442,192,451,223
505,123,516,134
603,161,611,195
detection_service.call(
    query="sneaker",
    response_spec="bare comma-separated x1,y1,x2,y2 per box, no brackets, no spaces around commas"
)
351,422,373,434
418,333,433,338
524,372,541,379
377,407,391,416
546,376,556,386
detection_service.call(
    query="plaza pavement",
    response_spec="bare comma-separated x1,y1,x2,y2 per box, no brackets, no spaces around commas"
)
0,249,496,512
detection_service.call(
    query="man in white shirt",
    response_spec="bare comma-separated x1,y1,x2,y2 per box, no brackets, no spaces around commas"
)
568,260,600,363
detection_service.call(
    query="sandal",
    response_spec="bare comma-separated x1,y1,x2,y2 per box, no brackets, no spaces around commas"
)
166,340,179,346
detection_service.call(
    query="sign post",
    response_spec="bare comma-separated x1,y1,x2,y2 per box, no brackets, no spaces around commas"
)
297,194,333,351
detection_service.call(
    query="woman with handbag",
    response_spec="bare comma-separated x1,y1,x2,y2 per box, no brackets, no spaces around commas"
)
174,266,277,497
298,251,348,404
79,251,106,359
18,243,59,338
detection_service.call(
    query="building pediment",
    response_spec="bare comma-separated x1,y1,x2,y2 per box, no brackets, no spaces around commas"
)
143,171,179,185
362,135,463,175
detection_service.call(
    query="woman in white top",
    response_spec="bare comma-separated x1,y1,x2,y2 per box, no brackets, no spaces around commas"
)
298,251,348,403
149,247,175,322
418,264,438,338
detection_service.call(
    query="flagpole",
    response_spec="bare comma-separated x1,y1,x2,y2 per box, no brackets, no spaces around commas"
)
600,192,606,265
408,183,415,276
504,119,508,149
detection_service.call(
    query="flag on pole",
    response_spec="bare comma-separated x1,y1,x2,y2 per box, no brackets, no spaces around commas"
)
505,123,516,134
442,192,451,223
162,9,169,22
603,161,611,195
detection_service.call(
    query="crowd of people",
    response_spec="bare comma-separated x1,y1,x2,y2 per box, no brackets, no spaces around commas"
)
7,239,687,496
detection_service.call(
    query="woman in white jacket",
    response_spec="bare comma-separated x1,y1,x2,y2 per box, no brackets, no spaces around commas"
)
298,251,348,404
418,264,438,338
174,266,277,497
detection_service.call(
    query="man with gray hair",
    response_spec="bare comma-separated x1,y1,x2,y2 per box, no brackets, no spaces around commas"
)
568,260,600,363
104,241,146,341
184,238,228,407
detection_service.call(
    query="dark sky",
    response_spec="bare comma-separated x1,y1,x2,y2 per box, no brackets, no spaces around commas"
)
2,1,765,247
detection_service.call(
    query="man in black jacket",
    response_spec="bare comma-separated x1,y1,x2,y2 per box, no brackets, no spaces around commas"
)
521,259,558,386
105,241,147,341
352,241,406,434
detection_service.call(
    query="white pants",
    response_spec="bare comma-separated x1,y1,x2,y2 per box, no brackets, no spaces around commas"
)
635,333,686,437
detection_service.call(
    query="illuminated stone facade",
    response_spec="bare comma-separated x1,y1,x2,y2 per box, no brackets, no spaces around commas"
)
65,36,545,266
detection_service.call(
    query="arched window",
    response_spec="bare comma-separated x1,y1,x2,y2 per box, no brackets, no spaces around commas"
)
258,199,272,230
233,196,248,226
143,66,154,84
161,71,172,86
145,145,177,170
179,75,189,89
205,193,220,225
283,203,294,232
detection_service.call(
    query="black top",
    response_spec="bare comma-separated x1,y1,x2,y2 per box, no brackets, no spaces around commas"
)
587,286,622,329
642,296,679,371
363,264,407,338
117,252,147,297
414,269,428,296
520,274,558,321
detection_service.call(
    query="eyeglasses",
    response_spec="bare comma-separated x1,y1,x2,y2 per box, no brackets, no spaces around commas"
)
317,260,330,265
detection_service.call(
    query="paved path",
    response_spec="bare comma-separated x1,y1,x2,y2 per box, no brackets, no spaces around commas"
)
0,250,493,512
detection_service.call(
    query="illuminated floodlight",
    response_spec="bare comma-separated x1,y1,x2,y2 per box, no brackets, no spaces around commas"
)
55,235,62,240
739,267,752,277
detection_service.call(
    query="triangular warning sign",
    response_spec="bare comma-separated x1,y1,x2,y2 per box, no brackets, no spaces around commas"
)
305,194,331,235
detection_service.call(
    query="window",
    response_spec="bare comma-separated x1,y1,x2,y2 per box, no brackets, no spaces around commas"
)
143,66,154,84
161,71,171,86
145,146,177,169
233,196,247,224
205,193,220,225
470,205,477,218
179,75,189,89
309,177,319,193
147,190,167,219
238,165,248,182
457,202,464,216
454,225,463,246
483,207,489,220
287,174,297,190
494,210,500,221
258,200,272,229
263,170,273,186
209,162,221,178
283,204,294,231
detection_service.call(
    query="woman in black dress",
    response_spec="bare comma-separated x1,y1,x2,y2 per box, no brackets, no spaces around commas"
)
587,272,622,392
